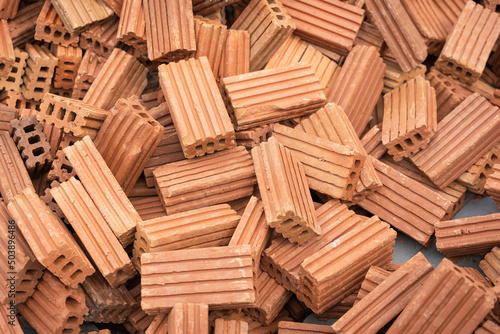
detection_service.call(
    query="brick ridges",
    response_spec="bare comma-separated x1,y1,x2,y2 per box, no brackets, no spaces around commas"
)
7,187,95,287
366,0,427,72
327,45,385,136
436,1,500,84
143,0,196,61
223,63,326,131
153,146,256,215
52,177,137,288
480,246,500,284
194,16,227,78
50,0,114,34
158,56,235,158
355,266,391,304
410,93,500,189
382,76,437,161
243,269,292,325
72,50,106,100
0,132,34,202
361,124,387,159
8,2,43,48
168,303,209,334
83,48,148,110
0,0,19,19
354,21,384,51
143,127,184,187
0,48,28,93
278,321,335,333
214,319,249,334
458,144,500,194
280,0,364,56
261,200,358,292
435,212,500,258
0,305,22,333
218,29,250,82
130,195,166,221
82,272,136,324
146,314,168,334
0,20,15,79
117,0,147,54
35,0,79,47
476,320,500,334
193,0,240,15
21,43,58,101
332,252,433,334
141,245,255,314
359,157,452,246
296,103,382,203
382,58,426,94
38,93,108,139
273,123,364,201
252,137,319,245
387,258,496,333
80,17,119,57
264,35,341,96
133,204,239,270
148,101,172,127
18,271,88,334
94,96,163,194
228,196,272,269
64,136,142,247
297,215,396,314
0,200,43,304
315,293,357,321
125,284,154,333
231,0,295,71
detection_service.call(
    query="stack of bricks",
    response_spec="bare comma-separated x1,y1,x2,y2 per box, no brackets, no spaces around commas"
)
2,0,500,333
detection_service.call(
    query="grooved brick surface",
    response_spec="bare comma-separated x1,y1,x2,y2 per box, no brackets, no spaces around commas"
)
21,43,58,101
50,0,114,34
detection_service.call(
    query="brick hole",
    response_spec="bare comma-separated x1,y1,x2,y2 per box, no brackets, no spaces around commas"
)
40,66,49,73
207,142,214,150
414,133,423,141
6,76,14,83
138,112,149,119
103,47,109,54
404,138,414,147
456,66,463,73
69,112,76,122
81,89,88,94
15,100,21,109
62,329,74,334
24,269,38,277
46,104,54,116
63,70,74,75
95,41,101,49
11,66,18,74
116,269,127,281
32,147,45,156
496,5,500,11
267,0,276,4
282,219,294,227
346,183,353,191
28,135,40,144
44,26,51,35
66,316,79,325
61,261,74,273
54,255,66,265
15,57,20,62
54,31,62,38
23,124,35,133
284,275,291,286
465,72,472,79
82,80,92,86
56,107,67,120
289,224,302,233
0,63,5,71
132,104,142,110
37,77,46,83
195,145,203,153
444,81,451,87
275,14,284,19
35,87,44,92
219,138,225,146
297,230,309,238
63,33,71,41
349,171,356,179
266,132,272,139
354,159,361,168
446,62,453,69
69,269,82,280
479,172,486,181
62,78,72,82
394,143,403,152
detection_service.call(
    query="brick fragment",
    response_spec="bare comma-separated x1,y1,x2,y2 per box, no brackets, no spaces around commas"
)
354,21,384,50
38,93,108,139
214,319,249,334
333,252,433,334
354,266,391,303
382,57,426,94
8,2,43,48
64,136,142,247
361,124,387,159
125,284,155,333
436,1,500,84
133,204,239,271
297,215,396,313
154,146,256,215
0,20,15,79
278,321,334,333
83,48,148,110
0,0,19,19
145,314,168,334
0,91,40,113
193,0,240,15
159,56,235,158
366,0,427,72
223,63,326,131
141,245,255,314
280,0,363,56
18,271,88,334
51,44,82,89
94,96,163,194
401,0,468,55
194,16,227,78
143,0,196,61
82,272,136,323
0,105,15,134
48,149,76,183
243,270,292,325
235,125,273,149
0,48,28,93
264,35,341,96
71,50,106,100
231,0,295,71
147,101,171,126
35,0,79,47
7,187,94,286
80,17,119,57
476,320,500,334
0,132,34,202
480,246,500,284
218,29,250,83
21,43,58,101
168,303,209,334
296,103,382,203
52,177,137,288
410,93,500,189
252,137,318,245
0,200,44,304
117,0,147,54
387,258,496,334
284,296,310,322
210,308,293,333
50,0,114,34
457,144,500,194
